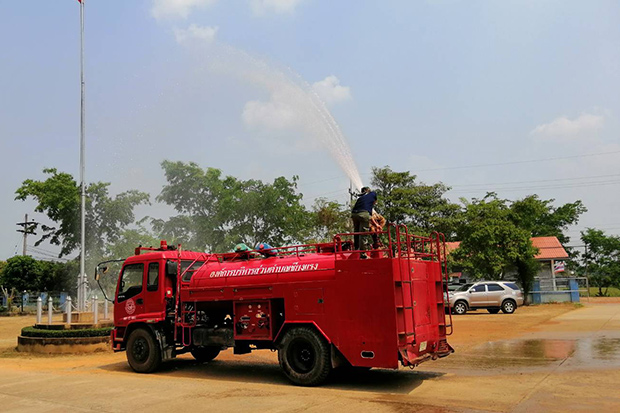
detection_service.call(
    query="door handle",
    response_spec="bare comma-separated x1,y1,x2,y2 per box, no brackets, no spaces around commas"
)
136,298,144,305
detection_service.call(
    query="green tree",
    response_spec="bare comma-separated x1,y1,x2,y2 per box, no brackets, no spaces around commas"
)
0,256,77,294
15,168,150,259
1,256,41,292
155,161,309,252
579,229,620,296
452,194,538,284
308,198,351,243
370,166,461,238
510,195,586,244
107,224,161,259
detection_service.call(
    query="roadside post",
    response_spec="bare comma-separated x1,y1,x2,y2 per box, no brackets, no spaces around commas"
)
66,296,72,325
93,296,98,325
47,296,53,325
36,297,42,324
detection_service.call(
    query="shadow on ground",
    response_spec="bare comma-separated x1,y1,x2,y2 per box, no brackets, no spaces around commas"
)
99,358,444,394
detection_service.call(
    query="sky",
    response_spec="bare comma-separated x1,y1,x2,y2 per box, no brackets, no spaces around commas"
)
1,0,619,260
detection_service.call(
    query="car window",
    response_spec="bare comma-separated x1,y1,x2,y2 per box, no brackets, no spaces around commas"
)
487,283,505,292
504,282,520,290
457,283,473,292
471,285,486,293
118,263,144,302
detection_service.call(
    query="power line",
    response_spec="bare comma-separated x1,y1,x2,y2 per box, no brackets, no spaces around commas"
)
449,173,620,188
413,149,620,172
448,179,620,194
298,150,620,192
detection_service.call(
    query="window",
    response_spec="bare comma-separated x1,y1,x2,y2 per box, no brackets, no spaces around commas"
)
118,263,144,302
181,260,205,282
457,283,473,292
487,283,505,292
504,282,520,291
147,262,159,291
471,285,486,293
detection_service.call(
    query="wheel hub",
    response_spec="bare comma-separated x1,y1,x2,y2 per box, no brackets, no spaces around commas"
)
133,337,149,362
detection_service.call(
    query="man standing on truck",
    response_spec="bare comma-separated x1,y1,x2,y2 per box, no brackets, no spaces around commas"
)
351,187,377,256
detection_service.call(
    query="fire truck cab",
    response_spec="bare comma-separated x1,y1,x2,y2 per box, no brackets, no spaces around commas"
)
104,226,453,386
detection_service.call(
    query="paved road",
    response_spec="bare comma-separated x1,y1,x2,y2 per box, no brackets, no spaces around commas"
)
1,303,619,412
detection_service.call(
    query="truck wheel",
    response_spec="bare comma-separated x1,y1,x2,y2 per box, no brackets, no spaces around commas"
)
191,346,220,362
126,328,161,373
502,300,516,314
453,301,468,315
487,308,500,314
278,326,331,386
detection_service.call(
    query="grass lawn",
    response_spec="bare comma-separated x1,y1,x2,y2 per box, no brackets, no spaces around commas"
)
581,286,620,297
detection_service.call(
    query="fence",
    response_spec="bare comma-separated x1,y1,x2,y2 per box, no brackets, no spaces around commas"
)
529,277,589,304
1,291,111,325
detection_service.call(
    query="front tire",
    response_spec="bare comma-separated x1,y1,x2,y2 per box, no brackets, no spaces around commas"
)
126,328,162,373
278,326,331,386
191,346,220,362
502,300,517,314
453,301,468,315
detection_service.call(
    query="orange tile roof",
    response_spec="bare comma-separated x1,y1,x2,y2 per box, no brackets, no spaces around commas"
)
443,236,568,260
530,236,569,260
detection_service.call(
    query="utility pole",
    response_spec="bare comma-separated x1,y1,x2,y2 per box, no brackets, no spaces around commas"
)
16,214,38,256
78,0,87,312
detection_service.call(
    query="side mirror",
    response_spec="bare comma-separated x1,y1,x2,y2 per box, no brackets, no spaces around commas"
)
95,265,108,281
166,260,178,276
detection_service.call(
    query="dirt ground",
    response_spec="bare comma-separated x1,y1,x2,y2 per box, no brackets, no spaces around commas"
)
1,302,619,412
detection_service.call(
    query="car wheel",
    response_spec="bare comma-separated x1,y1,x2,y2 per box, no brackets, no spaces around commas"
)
487,308,500,314
501,300,516,314
453,301,468,315
126,328,162,373
278,326,331,386
191,346,221,362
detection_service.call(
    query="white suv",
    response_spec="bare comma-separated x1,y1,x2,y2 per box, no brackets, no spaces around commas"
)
448,281,524,315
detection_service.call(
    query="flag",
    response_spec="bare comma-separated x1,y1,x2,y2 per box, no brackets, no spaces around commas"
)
553,261,565,274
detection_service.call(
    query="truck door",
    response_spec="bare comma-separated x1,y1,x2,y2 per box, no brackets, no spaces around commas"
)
115,263,145,320
144,261,162,316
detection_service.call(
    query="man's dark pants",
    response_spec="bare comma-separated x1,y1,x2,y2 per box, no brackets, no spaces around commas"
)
351,210,371,251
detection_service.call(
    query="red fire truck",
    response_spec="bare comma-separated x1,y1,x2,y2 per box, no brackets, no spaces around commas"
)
99,225,453,386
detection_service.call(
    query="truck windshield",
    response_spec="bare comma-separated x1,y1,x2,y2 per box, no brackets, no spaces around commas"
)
456,283,473,292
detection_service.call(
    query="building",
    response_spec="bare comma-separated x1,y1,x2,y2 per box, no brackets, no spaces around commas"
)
445,236,569,285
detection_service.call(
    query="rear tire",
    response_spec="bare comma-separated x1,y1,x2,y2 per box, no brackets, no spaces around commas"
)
191,346,221,362
453,301,468,315
487,308,500,314
502,300,517,314
126,328,162,373
278,326,331,386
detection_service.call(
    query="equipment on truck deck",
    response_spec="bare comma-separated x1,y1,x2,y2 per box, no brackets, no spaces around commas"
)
99,224,453,386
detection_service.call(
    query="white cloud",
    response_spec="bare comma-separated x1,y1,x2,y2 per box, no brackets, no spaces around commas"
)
242,97,300,131
151,0,218,20
312,75,351,106
249,0,303,15
530,112,605,139
174,24,219,44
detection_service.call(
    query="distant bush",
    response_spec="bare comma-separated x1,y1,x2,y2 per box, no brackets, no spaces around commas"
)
21,326,112,338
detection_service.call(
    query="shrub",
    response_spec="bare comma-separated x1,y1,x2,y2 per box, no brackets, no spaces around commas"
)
21,326,112,338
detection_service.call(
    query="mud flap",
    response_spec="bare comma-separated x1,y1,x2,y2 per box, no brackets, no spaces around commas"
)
152,328,175,361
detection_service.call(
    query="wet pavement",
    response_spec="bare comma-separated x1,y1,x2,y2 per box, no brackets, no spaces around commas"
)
428,303,620,377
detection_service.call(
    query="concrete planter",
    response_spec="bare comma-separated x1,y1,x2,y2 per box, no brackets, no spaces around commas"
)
17,335,110,354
